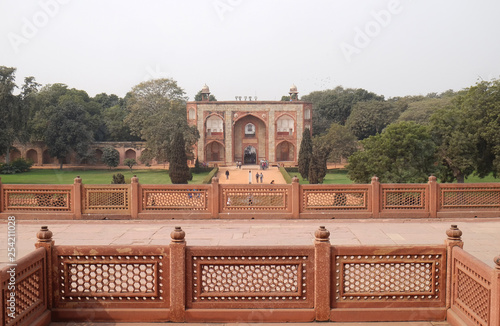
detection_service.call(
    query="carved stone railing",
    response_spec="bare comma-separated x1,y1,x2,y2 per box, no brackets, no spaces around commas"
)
4,225,500,324
447,247,500,326
2,176,500,219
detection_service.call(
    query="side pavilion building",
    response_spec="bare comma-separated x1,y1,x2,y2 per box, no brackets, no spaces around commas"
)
187,85,312,166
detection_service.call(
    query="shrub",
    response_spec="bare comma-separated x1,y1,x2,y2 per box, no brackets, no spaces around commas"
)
123,158,137,171
0,158,33,174
11,158,33,172
279,166,292,184
202,166,219,184
102,147,120,169
111,173,126,184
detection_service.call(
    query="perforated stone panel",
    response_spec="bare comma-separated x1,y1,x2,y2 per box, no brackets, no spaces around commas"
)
335,254,443,302
143,189,208,211
454,259,491,326
222,188,288,210
3,256,45,326
4,189,71,211
441,188,500,209
303,189,368,210
84,187,129,211
58,255,164,301
382,189,426,210
190,255,312,305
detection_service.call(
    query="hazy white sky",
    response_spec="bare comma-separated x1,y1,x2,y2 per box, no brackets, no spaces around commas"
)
1,0,500,101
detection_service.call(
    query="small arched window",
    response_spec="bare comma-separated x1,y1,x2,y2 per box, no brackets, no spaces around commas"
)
245,123,256,137
188,108,196,120
305,109,311,120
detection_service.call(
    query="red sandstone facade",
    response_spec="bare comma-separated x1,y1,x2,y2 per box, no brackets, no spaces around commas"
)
187,85,312,166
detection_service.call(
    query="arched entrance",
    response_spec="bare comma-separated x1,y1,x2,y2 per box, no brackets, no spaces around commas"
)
26,149,38,164
205,141,224,162
233,114,267,164
276,141,295,162
244,146,257,164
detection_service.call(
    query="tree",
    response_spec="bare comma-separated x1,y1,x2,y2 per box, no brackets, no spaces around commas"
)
301,86,384,136
102,146,120,169
430,106,476,183
44,95,94,169
298,128,313,179
194,90,217,101
0,67,38,162
456,79,500,178
396,97,454,125
346,100,400,140
315,123,358,163
347,122,437,183
123,158,137,171
169,131,191,184
0,67,17,159
125,78,199,163
308,143,328,184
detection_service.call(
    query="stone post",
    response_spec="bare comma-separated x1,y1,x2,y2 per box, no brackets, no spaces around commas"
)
314,226,331,321
428,175,438,218
211,176,220,218
130,175,139,219
73,176,82,219
445,224,463,309
170,226,186,322
491,254,500,326
371,176,381,218
292,176,300,219
35,226,54,309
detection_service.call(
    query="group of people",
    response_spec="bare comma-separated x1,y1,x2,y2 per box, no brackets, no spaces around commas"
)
259,160,269,170
255,172,264,183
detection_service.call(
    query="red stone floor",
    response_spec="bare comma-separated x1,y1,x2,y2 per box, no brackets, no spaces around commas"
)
49,322,451,326
2,218,500,269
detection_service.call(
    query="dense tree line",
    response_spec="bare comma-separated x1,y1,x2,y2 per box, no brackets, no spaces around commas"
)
300,81,500,184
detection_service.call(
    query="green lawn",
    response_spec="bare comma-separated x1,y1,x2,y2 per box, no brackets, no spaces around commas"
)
288,169,499,184
0,169,211,184
288,169,353,185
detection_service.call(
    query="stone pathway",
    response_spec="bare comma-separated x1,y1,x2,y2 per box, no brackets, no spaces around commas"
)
217,165,287,184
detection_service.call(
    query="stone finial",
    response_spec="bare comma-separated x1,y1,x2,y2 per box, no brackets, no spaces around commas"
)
428,175,437,182
446,224,462,240
74,176,82,184
212,176,219,184
131,175,139,183
37,226,53,243
371,176,379,183
493,255,500,270
292,176,299,183
171,226,186,243
315,226,330,242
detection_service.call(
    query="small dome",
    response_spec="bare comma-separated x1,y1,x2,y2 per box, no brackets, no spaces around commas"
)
201,84,210,94
289,84,298,93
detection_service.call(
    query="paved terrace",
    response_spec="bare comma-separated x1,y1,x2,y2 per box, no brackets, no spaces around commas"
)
2,218,500,269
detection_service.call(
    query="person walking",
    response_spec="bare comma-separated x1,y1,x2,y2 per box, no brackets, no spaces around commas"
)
259,172,263,183
248,170,252,184
225,170,229,180
255,172,259,183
